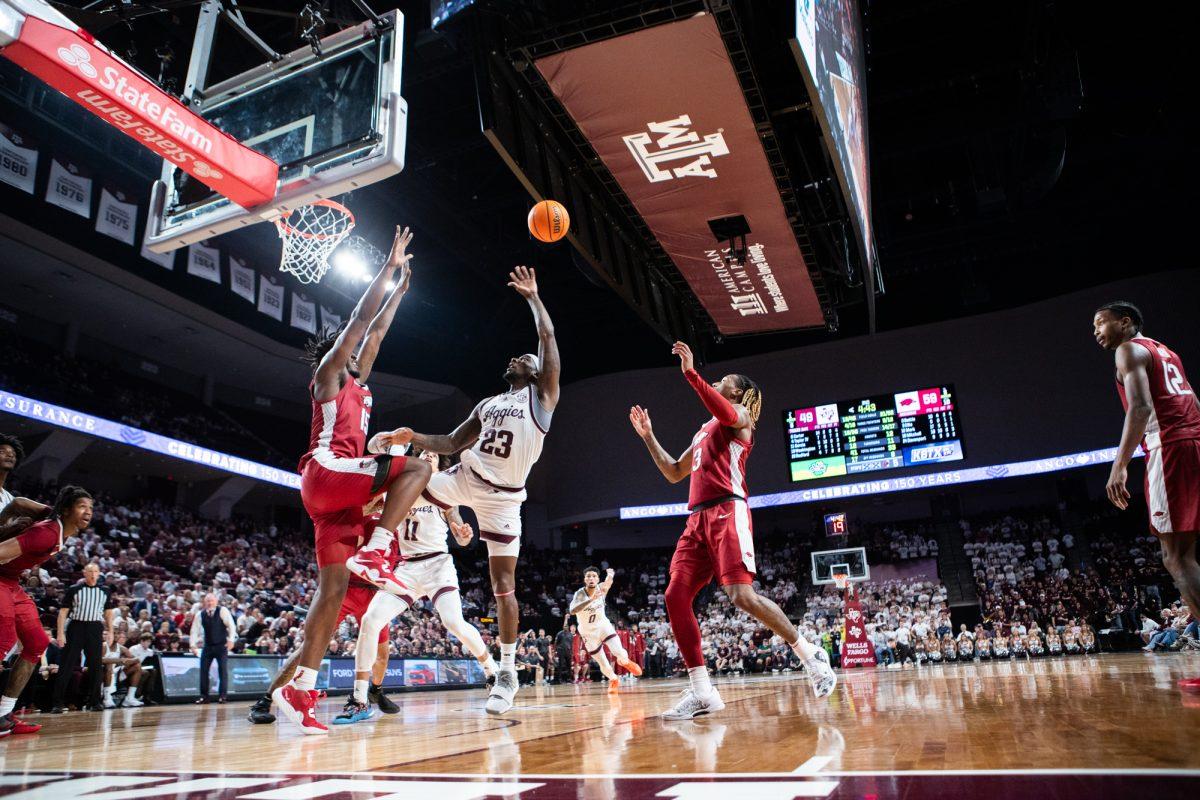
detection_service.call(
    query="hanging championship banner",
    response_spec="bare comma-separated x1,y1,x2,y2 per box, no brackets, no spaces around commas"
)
257,276,284,321
0,122,38,194
290,293,316,334
141,235,175,270
187,241,220,283
45,158,92,217
229,256,255,303
95,187,137,244
320,306,342,333
839,585,877,668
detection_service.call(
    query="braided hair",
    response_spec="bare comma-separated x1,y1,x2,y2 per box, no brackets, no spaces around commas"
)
734,375,763,425
302,325,345,370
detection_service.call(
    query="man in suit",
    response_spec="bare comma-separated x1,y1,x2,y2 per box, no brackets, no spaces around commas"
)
190,593,236,703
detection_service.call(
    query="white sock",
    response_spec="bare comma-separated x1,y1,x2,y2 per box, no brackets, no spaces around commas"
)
688,665,714,699
791,635,820,662
353,679,369,704
480,654,498,677
364,526,394,552
499,642,516,671
292,666,318,691
0,696,15,716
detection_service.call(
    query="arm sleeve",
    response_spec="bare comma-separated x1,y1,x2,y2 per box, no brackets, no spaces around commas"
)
683,369,739,426
223,608,238,640
190,614,203,646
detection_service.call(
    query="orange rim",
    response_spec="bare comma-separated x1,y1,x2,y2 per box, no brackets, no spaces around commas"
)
276,199,356,240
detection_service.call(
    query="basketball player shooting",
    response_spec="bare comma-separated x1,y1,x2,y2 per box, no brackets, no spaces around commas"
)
1094,301,1200,692
369,265,559,715
629,342,836,719
275,226,433,734
568,566,643,693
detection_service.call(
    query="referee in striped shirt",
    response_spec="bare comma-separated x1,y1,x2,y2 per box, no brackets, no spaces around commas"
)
51,563,114,712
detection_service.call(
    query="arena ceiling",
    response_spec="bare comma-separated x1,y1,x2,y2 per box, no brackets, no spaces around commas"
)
15,0,1190,396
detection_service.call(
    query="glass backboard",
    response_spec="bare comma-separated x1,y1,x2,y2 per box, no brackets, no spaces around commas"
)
810,546,869,585
145,10,406,252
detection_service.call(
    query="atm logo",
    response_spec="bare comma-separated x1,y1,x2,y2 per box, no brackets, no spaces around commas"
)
623,114,729,182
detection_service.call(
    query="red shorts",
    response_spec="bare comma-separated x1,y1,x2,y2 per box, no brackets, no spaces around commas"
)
300,452,408,568
1145,439,1200,534
670,499,757,586
337,584,388,644
0,580,49,663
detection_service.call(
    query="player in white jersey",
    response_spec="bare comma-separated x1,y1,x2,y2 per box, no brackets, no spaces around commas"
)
569,567,643,693
0,434,50,540
369,266,559,716
335,450,500,724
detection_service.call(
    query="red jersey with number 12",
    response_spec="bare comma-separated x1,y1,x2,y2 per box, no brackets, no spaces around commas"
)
298,378,373,472
687,416,753,509
1116,336,1200,450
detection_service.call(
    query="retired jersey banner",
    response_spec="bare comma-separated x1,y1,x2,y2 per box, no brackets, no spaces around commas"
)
187,242,221,283
290,293,316,334
0,122,38,194
229,256,255,303
535,14,824,334
45,157,92,217
140,235,175,270
257,276,284,321
1,15,278,208
320,306,342,333
95,187,137,244
839,585,876,668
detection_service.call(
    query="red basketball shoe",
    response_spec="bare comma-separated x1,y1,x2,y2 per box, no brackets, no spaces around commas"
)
346,549,411,597
271,684,328,735
1178,677,1200,692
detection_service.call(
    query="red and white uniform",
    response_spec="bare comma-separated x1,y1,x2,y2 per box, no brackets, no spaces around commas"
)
1117,336,1200,533
392,502,460,604
0,518,59,662
299,378,408,568
670,417,756,586
332,515,394,645
423,385,552,558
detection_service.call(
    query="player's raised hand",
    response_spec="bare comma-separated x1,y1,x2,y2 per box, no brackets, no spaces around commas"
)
385,225,414,271
629,405,653,438
508,265,538,298
671,341,694,372
450,520,474,547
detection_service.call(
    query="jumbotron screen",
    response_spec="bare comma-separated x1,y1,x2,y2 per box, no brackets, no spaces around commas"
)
785,385,963,482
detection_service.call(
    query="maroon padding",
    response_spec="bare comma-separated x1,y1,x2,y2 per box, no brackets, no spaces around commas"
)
468,468,524,493
535,14,824,334
430,586,458,604
480,530,518,544
421,489,450,510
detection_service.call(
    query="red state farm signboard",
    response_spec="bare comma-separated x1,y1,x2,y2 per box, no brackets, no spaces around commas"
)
535,14,825,334
1,16,277,208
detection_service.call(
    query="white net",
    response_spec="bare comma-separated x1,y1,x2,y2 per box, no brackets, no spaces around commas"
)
275,200,356,284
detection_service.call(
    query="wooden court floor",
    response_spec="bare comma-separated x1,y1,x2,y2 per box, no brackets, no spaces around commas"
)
1,653,1197,799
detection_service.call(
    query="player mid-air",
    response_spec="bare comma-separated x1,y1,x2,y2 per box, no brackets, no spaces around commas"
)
0,485,93,736
1094,301,1200,692
629,342,836,719
273,226,433,735
370,265,559,715
335,449,499,724
568,566,643,692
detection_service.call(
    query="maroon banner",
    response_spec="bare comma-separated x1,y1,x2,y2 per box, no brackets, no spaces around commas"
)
535,14,824,335
840,584,876,668
2,16,278,208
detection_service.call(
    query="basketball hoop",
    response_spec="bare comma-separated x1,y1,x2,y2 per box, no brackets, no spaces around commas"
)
832,572,849,591
275,199,356,284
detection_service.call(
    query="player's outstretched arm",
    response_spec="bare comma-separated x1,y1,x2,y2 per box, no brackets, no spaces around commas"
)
672,342,750,429
370,409,483,456
356,241,414,382
568,589,592,617
314,226,412,399
509,266,561,411
1107,341,1154,510
629,405,692,483
0,536,22,565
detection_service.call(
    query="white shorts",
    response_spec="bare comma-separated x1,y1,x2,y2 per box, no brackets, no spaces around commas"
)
424,465,525,558
395,552,460,604
578,620,618,656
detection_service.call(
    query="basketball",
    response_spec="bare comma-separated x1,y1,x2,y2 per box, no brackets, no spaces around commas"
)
528,200,570,243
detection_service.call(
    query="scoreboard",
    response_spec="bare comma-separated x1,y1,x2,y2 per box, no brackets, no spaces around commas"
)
785,385,964,483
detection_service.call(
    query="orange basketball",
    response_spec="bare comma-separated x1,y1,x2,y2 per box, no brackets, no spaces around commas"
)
527,200,570,243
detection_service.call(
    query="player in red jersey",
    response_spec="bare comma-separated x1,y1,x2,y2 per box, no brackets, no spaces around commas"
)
630,342,836,719
275,226,433,734
1095,301,1200,692
0,485,92,736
